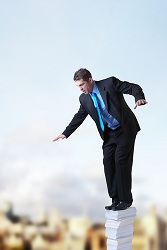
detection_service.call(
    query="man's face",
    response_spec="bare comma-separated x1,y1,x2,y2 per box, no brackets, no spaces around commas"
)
75,78,94,94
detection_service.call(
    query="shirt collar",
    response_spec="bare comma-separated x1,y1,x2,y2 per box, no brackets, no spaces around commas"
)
91,82,98,95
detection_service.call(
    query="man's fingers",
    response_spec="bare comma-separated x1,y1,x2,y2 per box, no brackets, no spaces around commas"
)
134,99,147,109
52,138,59,142
134,104,137,109
140,100,147,105
52,134,66,142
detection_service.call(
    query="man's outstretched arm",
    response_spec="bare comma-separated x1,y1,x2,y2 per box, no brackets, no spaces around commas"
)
53,103,88,142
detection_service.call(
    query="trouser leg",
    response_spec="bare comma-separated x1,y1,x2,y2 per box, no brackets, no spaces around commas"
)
103,126,136,203
115,137,135,203
103,143,117,199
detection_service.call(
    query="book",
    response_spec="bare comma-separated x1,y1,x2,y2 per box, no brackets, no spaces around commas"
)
105,224,133,239
107,236,132,245
105,216,135,229
107,243,132,250
105,207,136,220
107,238,132,250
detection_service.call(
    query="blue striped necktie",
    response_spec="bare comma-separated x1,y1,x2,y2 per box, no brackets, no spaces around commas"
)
91,92,104,131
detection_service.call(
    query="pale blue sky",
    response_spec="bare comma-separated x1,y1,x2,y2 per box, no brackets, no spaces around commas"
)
0,0,167,221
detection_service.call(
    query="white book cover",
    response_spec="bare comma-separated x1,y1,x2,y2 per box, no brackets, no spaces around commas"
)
107,245,132,250
107,235,133,245
105,225,133,239
105,217,135,229
105,207,137,220
107,240,132,250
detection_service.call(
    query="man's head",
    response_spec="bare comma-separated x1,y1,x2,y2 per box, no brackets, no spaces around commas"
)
73,68,94,94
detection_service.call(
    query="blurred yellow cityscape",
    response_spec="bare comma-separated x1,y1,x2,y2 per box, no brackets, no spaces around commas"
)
0,201,167,250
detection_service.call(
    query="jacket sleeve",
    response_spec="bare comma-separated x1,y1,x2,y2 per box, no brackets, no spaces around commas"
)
62,103,88,138
112,77,146,102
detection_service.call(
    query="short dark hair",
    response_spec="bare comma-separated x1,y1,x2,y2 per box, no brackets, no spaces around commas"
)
73,68,92,81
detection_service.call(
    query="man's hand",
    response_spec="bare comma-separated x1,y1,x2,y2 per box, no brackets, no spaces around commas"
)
134,99,147,109
53,134,66,142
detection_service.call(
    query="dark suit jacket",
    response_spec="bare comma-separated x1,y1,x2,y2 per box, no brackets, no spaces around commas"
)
62,77,145,141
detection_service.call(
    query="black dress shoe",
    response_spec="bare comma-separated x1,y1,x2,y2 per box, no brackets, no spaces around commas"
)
112,201,132,211
105,199,119,210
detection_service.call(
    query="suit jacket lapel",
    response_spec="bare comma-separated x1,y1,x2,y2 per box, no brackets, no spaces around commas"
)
84,94,99,121
95,81,108,110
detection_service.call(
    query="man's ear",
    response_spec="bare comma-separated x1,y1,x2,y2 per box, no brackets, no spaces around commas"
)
89,77,93,83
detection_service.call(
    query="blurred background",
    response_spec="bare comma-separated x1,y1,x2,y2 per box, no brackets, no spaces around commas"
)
0,0,167,249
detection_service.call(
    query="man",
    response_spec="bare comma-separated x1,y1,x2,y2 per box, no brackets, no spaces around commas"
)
53,68,147,211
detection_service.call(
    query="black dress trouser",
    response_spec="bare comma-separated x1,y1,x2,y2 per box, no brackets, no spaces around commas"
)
102,126,136,204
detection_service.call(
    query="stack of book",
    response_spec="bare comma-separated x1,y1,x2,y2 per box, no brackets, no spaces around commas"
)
105,207,136,250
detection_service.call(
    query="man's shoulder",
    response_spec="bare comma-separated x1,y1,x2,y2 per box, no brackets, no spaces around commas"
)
79,93,90,102
95,76,118,89
95,76,117,85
